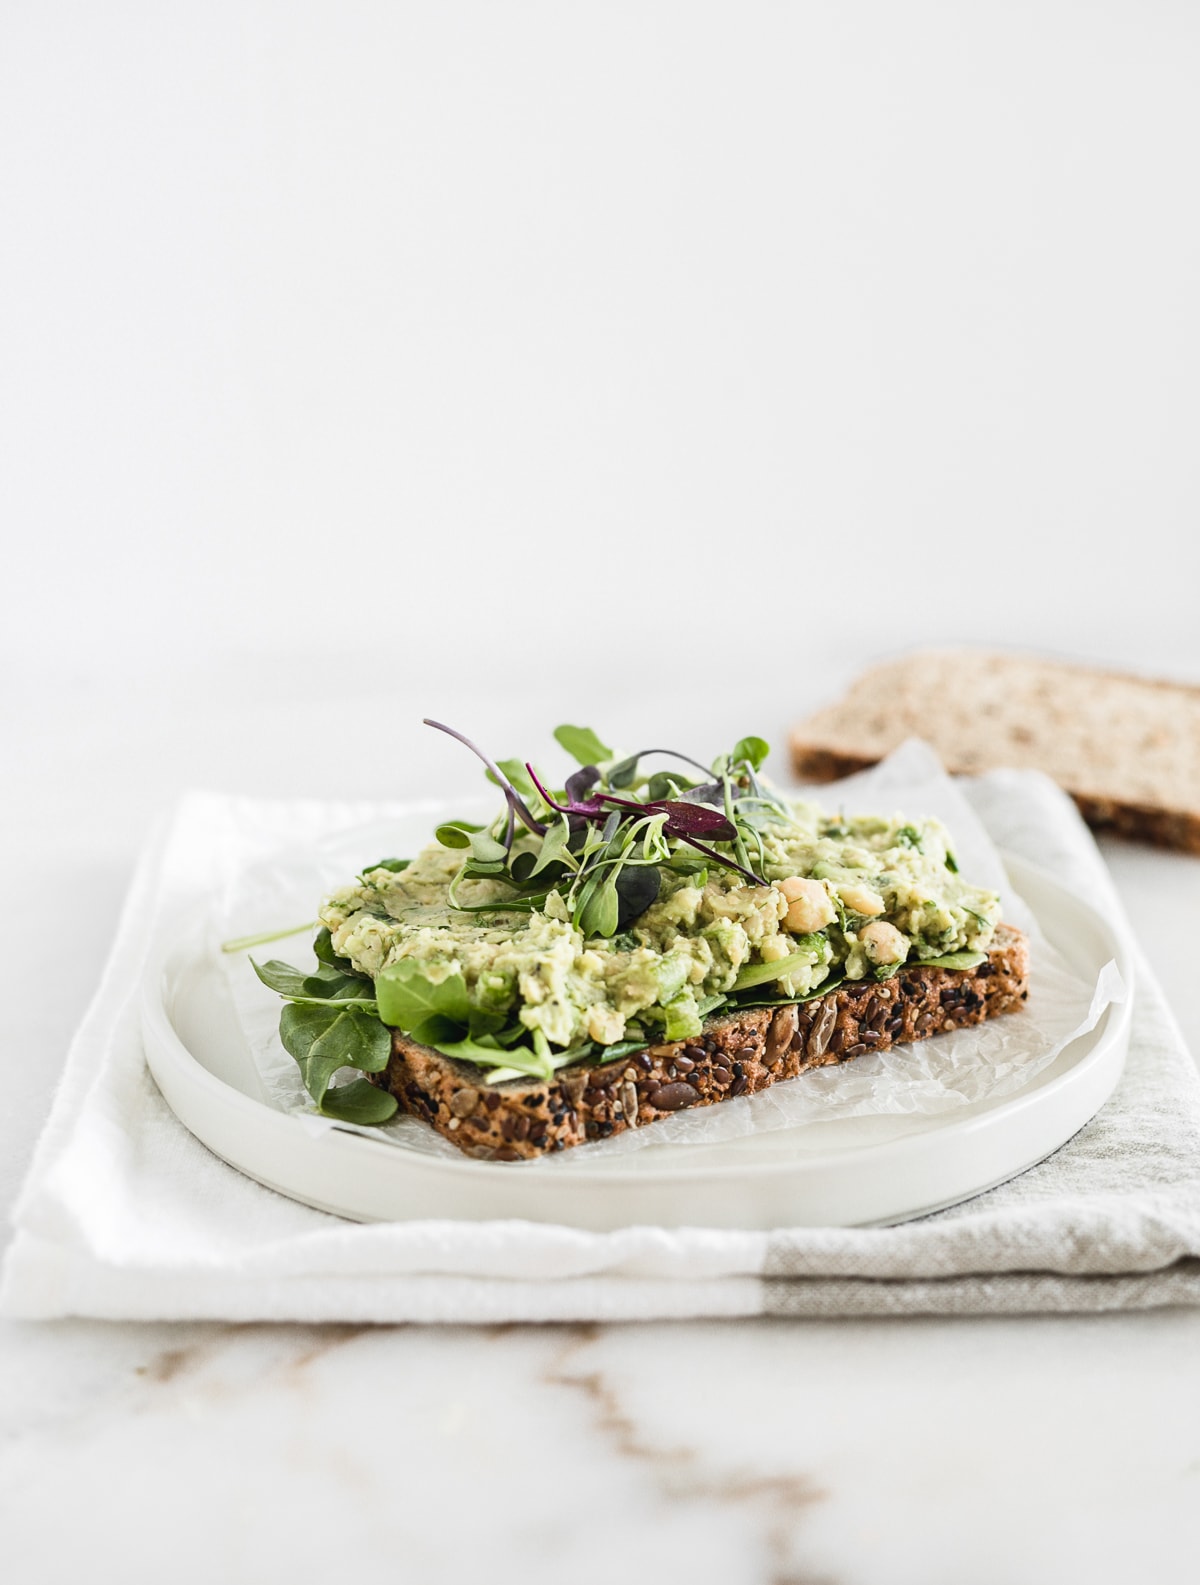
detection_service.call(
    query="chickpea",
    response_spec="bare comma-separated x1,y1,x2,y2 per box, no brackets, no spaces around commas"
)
778,875,837,934
838,882,886,917
860,919,908,965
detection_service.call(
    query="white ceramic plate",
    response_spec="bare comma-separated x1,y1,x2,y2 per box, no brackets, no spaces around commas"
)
141,855,1132,1230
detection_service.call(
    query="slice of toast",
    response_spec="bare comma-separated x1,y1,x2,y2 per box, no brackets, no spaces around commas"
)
790,649,1200,854
371,924,1030,1160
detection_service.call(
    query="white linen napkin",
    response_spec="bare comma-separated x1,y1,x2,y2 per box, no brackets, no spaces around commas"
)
3,758,1198,1323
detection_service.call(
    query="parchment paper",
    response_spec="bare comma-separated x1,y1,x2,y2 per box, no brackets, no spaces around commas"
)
215,742,1125,1163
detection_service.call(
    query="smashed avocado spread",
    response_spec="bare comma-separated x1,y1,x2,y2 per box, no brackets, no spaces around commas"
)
265,722,1000,1102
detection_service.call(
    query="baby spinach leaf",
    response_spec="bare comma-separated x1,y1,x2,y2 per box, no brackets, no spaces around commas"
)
509,850,537,883
401,1012,461,1046
319,1007,391,1071
319,1079,399,1125
278,1008,345,1100
614,864,660,929
468,1006,508,1039
607,754,641,789
278,1003,390,1104
312,927,371,980
553,724,613,765
375,961,471,1031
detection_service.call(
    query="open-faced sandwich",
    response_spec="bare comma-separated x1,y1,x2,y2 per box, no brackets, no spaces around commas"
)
248,723,1029,1160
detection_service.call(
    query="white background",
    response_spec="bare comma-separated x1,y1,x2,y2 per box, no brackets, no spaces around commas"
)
4,1,1199,679
4,5,1200,1583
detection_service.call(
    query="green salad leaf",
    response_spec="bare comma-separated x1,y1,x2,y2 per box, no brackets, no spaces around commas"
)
375,961,471,1030
553,724,613,766
915,950,986,970
318,1079,399,1125
731,937,825,992
732,735,770,771
278,1001,391,1114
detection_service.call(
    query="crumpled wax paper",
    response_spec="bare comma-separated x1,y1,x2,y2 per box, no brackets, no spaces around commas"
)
214,741,1126,1165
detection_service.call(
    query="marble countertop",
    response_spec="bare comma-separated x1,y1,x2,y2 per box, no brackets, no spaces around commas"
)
3,667,1200,1584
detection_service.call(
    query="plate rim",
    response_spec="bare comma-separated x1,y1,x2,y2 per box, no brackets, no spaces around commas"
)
141,850,1135,1192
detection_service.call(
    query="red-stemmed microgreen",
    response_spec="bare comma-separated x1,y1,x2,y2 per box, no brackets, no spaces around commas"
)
424,718,545,846
523,763,767,887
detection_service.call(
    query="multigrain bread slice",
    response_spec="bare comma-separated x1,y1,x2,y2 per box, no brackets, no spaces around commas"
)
790,649,1200,855
371,924,1029,1160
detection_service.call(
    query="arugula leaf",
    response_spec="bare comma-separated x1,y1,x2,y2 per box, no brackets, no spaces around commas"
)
302,970,374,1001
731,974,846,1010
251,957,316,998
436,1034,557,1078
733,735,769,771
375,961,471,1031
553,724,613,765
731,939,824,991
319,1079,399,1125
254,960,377,1011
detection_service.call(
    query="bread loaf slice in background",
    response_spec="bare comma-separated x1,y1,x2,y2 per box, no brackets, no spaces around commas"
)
790,649,1200,854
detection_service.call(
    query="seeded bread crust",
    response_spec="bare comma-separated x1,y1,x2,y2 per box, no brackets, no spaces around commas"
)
373,924,1030,1161
789,649,1200,854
